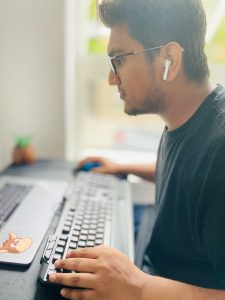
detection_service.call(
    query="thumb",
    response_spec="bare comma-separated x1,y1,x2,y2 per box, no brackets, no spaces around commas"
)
92,166,108,174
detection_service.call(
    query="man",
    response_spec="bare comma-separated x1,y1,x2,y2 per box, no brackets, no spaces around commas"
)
49,0,225,299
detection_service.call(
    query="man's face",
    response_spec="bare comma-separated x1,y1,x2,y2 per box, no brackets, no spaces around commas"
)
108,24,166,116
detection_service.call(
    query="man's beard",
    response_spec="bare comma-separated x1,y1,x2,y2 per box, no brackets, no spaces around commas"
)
125,86,166,116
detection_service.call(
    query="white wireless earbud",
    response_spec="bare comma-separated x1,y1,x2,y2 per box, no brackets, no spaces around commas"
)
163,59,171,81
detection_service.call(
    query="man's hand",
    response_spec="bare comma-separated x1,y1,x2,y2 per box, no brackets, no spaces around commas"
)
76,157,122,175
49,245,146,300
76,156,156,182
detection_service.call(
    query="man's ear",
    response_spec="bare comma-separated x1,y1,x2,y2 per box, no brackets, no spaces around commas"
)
161,42,184,81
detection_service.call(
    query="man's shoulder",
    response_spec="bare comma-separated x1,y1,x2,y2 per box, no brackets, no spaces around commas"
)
211,84,225,108
206,85,225,132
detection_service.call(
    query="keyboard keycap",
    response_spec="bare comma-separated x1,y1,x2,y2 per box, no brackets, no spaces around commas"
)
71,235,79,242
78,241,86,248
95,239,103,245
56,246,64,254
44,249,52,261
96,233,104,239
79,235,87,241
58,240,66,247
88,235,95,241
69,242,77,249
73,230,80,237
53,253,62,262
86,241,95,247
47,241,55,250
62,226,71,234
81,229,88,235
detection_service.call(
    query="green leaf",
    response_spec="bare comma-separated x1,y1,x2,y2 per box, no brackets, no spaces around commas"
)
14,135,32,148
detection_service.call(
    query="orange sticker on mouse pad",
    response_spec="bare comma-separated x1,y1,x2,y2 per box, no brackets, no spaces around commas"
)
0,233,32,254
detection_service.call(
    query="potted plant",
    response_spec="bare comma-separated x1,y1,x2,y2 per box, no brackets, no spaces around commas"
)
12,135,36,165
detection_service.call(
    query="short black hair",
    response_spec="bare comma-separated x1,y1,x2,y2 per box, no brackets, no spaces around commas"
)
99,0,210,83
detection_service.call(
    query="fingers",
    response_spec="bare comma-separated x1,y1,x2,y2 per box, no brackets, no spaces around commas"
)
77,157,104,168
54,258,97,273
60,288,96,300
49,272,95,289
91,167,108,174
76,156,119,175
67,247,102,259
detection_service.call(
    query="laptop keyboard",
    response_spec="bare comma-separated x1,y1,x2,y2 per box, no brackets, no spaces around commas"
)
0,183,33,229
39,172,122,285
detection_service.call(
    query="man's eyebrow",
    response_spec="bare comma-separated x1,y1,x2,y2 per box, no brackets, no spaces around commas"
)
108,49,125,57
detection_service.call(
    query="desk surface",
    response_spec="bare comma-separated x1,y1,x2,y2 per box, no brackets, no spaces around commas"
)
0,160,83,300
0,159,135,300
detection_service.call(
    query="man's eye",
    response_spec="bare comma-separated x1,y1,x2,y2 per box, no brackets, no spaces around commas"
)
114,57,124,67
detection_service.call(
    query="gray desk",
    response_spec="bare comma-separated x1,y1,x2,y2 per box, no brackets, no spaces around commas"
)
0,160,133,300
0,160,77,300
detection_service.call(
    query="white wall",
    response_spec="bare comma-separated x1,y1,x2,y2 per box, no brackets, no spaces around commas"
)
210,65,225,85
0,0,65,170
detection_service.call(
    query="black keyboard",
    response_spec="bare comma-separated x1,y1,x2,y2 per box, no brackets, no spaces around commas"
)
0,183,33,229
39,172,121,285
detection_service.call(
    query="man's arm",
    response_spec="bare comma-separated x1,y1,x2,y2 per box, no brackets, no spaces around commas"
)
118,162,156,182
77,156,156,182
49,246,225,300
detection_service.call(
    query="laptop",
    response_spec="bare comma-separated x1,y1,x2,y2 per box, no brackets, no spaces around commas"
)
0,175,67,266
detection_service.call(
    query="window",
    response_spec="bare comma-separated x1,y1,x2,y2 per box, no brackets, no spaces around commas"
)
77,0,225,162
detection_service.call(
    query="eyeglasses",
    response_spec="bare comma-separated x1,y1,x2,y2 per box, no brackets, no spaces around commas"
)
108,46,165,74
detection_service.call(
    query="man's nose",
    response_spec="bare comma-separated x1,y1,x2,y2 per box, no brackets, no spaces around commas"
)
108,70,121,86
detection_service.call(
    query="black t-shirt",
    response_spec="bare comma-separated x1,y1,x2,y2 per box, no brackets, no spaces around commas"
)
144,84,225,289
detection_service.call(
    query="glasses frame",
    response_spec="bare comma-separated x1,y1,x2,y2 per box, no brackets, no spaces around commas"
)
96,0,105,22
108,46,165,74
